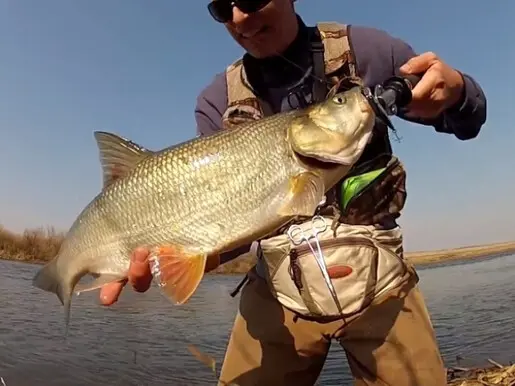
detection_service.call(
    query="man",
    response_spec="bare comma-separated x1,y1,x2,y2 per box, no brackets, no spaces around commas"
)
100,1,487,385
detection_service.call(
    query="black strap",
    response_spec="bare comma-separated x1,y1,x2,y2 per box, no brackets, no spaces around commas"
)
308,26,327,103
229,273,249,297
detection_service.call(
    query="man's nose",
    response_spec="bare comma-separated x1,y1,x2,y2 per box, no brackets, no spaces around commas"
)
231,5,249,25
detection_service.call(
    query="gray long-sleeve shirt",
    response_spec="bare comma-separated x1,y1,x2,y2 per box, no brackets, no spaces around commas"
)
193,21,487,264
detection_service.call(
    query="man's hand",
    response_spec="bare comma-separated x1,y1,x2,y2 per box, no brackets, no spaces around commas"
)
400,51,465,119
99,247,153,306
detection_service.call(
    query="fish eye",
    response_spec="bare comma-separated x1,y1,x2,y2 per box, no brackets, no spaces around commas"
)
332,95,347,105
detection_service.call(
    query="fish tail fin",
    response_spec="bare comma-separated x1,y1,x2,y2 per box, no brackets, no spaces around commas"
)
32,259,65,303
32,259,73,333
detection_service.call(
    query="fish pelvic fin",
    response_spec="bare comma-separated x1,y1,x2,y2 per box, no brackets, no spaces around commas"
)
32,259,73,334
93,131,154,188
277,172,326,218
148,245,208,305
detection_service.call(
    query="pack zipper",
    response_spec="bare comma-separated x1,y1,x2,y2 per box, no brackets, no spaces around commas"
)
290,235,404,265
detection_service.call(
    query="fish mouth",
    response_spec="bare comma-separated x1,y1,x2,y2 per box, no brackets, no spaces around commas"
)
301,151,358,166
294,152,342,170
358,94,375,117
291,122,373,166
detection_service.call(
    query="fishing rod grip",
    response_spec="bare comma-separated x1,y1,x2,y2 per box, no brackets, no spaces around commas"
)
381,74,423,109
403,74,421,91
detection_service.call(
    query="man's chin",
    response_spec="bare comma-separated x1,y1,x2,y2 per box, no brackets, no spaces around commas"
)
236,31,280,58
241,42,277,59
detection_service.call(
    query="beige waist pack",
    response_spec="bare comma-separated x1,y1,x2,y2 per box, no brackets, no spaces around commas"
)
257,217,409,319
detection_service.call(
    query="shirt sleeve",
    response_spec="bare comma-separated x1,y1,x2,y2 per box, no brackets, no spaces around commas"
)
194,72,228,137
349,25,487,140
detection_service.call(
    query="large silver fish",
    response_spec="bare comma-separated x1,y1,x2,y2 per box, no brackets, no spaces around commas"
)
32,86,376,326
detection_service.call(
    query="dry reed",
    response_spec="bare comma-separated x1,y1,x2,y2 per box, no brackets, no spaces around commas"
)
0,225,65,263
447,360,515,385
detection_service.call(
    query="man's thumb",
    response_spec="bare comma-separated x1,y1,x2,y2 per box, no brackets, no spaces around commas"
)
400,52,436,74
400,58,417,74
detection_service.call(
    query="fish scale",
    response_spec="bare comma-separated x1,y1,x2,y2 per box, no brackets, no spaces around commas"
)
31,87,377,329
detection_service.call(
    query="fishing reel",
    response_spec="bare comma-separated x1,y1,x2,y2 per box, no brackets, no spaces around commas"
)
362,74,421,140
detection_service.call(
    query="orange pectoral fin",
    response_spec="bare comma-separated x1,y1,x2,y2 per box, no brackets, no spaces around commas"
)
149,245,207,305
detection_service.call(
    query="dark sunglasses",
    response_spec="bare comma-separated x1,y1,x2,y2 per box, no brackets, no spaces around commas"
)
207,0,272,23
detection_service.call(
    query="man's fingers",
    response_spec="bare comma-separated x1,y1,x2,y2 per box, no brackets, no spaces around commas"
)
99,247,153,306
100,279,128,306
128,247,153,293
410,70,435,102
400,51,439,75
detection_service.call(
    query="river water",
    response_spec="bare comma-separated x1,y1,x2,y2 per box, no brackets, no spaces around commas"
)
0,254,514,385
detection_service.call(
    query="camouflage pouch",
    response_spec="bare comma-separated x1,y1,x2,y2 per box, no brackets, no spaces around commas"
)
337,154,407,226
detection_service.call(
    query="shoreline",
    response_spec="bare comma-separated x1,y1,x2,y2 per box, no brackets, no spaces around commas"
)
405,241,515,266
1,224,515,273
0,225,515,274
209,241,515,274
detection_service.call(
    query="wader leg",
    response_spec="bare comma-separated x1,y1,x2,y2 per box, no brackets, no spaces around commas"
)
218,270,336,386
336,273,447,386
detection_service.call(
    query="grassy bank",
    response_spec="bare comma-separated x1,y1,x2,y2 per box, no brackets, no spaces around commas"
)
405,241,515,266
1,225,515,273
0,226,64,264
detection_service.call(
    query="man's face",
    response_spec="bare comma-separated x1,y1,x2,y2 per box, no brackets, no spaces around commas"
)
210,0,298,59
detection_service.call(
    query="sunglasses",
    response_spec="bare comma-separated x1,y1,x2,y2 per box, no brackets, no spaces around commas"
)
207,0,272,23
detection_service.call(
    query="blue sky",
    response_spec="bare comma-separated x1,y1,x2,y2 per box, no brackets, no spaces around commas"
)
1,0,513,251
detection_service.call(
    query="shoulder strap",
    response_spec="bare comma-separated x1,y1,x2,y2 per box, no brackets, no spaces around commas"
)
225,59,254,111
307,26,327,104
222,59,273,129
316,22,354,75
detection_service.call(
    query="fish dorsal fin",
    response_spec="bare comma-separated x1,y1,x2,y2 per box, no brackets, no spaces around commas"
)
94,131,153,188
